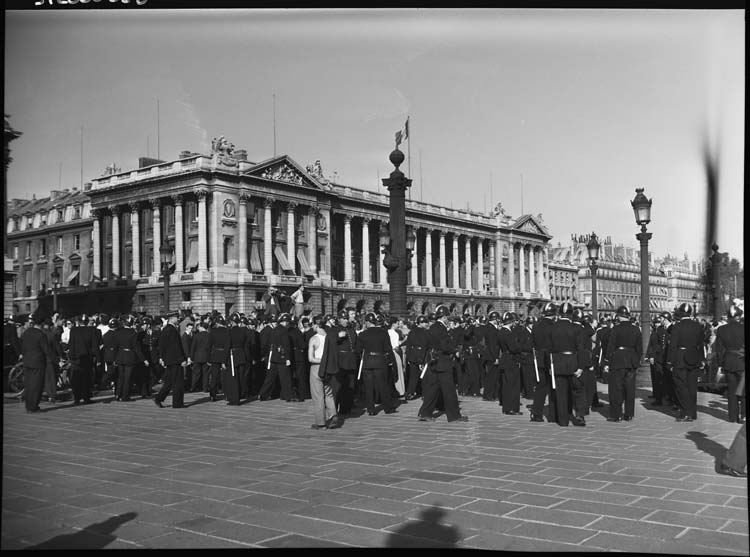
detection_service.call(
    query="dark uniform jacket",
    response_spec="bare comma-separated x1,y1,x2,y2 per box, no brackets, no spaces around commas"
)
181,331,193,361
68,325,100,363
514,324,535,366
355,326,394,369
462,325,482,361
497,325,520,370
21,326,55,369
331,324,358,370
484,324,502,363
714,321,745,372
288,327,307,367
594,325,611,367
113,327,146,365
405,327,430,364
102,329,118,363
228,326,251,364
248,328,261,363
549,318,586,375
605,320,642,369
159,323,186,366
207,326,231,364
427,321,457,373
576,322,596,369
668,318,706,368
646,323,671,366
533,317,555,370
259,325,274,360
267,325,292,364
4,322,21,362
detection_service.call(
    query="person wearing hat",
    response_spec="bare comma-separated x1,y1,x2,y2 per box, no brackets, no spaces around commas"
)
592,315,612,409
481,311,502,402
459,315,482,397
153,312,188,408
417,305,468,423
99,318,120,397
548,302,587,427
20,314,56,413
403,315,431,401
603,306,642,422
135,316,157,399
667,302,706,422
355,312,398,416
329,309,359,415
207,314,230,402
262,285,281,318
226,313,250,405
258,312,295,401
113,315,149,402
714,305,745,423
497,312,522,415
288,315,308,402
572,308,596,416
529,302,557,423
189,320,211,393
646,311,674,407
515,316,537,401
67,314,101,405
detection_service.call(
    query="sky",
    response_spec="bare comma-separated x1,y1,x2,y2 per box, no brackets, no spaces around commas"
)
4,8,744,265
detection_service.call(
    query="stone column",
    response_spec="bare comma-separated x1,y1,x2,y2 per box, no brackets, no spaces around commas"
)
362,217,370,283
379,221,387,284
238,191,250,272
495,237,502,291
411,226,419,286
529,245,536,293
519,244,526,294
452,233,459,289
287,201,297,275
343,214,352,282
319,206,331,278
110,206,121,277
477,237,484,291
464,236,472,290
508,239,515,292
541,247,549,298
308,206,318,275
151,199,162,277
489,239,496,291
263,197,273,276
92,209,102,280
438,231,447,288
173,195,184,273
424,228,433,288
196,189,209,271
129,202,140,278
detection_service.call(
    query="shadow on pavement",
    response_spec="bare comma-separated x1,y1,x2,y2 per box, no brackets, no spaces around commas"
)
385,506,460,548
27,512,137,549
697,403,731,422
685,431,727,468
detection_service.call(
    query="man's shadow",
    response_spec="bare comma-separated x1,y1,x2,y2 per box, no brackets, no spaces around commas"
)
685,431,727,470
386,506,460,548
27,512,137,549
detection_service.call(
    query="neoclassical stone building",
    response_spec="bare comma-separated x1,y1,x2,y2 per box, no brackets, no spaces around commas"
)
7,138,555,317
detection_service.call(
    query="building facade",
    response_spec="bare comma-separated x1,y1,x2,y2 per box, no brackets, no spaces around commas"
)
8,139,555,318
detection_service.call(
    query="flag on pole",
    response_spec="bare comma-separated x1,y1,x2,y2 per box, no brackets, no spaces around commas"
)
395,130,403,146
404,117,409,140
395,117,409,147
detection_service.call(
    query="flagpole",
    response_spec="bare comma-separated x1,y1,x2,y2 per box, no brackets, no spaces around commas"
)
407,116,411,199
419,150,423,202
273,94,277,157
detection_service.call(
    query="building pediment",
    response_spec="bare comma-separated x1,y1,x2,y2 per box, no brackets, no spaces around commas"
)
511,214,551,239
245,156,333,191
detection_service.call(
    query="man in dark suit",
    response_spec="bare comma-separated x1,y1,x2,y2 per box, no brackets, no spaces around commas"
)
190,320,211,393
418,305,468,423
604,306,642,422
21,314,56,413
404,315,430,400
647,311,673,407
549,302,587,427
356,312,398,416
668,303,706,422
113,315,149,402
68,314,101,404
154,312,188,408
498,312,522,415
714,304,745,423
259,313,295,402
482,312,502,402
207,315,230,401
289,316,307,402
226,313,249,405
100,318,120,397
530,302,557,423
181,321,195,389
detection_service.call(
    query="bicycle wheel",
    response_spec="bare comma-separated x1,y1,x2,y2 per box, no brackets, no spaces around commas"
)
8,364,24,393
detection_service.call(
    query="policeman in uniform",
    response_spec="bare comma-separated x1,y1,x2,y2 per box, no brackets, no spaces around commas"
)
417,305,468,423
207,315,230,402
530,302,557,423
668,302,706,422
499,312,523,415
461,315,483,397
482,311,502,402
227,313,251,404
330,309,359,414
113,315,149,402
190,319,211,393
573,309,596,415
549,302,587,426
604,306,642,422
289,316,308,402
355,312,398,416
67,314,101,405
646,311,673,406
404,315,430,400
516,316,537,399
154,311,188,408
715,305,745,423
20,313,56,413
259,312,295,401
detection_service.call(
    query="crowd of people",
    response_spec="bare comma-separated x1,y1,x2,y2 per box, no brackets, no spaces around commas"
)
3,297,744,474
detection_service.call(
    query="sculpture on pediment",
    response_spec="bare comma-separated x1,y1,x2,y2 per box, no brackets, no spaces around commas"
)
262,163,305,186
305,159,333,190
103,162,121,176
492,202,506,217
536,213,544,224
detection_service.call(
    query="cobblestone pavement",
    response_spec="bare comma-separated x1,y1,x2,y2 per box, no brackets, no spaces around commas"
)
2,381,748,551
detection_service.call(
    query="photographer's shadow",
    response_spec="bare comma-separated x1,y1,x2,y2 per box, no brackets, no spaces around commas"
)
386,506,460,548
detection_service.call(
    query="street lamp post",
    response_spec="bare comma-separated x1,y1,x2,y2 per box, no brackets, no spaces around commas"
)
380,147,413,319
586,232,601,322
631,188,653,365
51,268,60,314
710,243,721,322
160,242,173,313
692,293,698,318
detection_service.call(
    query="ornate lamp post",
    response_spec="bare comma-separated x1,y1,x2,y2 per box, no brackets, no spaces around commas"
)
51,268,60,314
631,188,652,363
586,232,601,322
380,147,413,319
160,242,174,313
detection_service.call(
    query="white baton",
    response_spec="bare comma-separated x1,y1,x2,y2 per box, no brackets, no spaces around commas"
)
230,351,235,377
533,348,540,383
550,356,556,390
267,349,273,370
420,362,428,379
357,357,364,381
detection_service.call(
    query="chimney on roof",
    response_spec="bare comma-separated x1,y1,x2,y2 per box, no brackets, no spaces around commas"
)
50,190,62,200
84,182,92,191
179,150,192,159
234,149,247,161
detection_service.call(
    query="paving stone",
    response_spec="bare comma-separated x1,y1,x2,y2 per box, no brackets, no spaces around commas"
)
698,505,749,521
644,509,729,530
143,530,250,548
334,482,425,502
677,528,750,553
292,504,403,529
629,496,708,514
552,499,654,521
505,521,596,544
260,533,353,547
588,516,685,539
721,521,750,535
